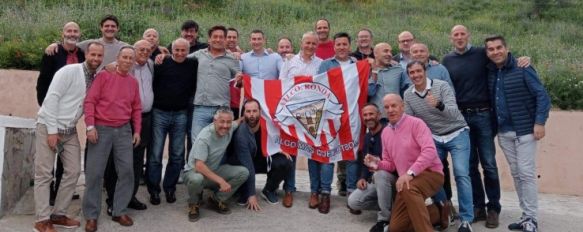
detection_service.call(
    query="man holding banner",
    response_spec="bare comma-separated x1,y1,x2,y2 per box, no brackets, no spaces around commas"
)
246,36,368,214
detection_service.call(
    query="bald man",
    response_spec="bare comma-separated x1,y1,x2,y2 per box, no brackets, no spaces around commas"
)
36,21,85,209
365,94,445,232
408,43,453,87
148,38,198,206
368,43,409,122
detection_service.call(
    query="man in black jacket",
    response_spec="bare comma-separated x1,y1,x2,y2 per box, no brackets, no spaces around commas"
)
35,21,85,207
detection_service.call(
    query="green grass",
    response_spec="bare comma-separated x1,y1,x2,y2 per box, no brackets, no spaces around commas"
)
1,0,582,109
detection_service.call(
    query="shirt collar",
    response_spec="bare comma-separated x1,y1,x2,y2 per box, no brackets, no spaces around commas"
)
412,78,432,94
298,51,316,63
251,49,269,57
388,114,406,129
455,44,472,55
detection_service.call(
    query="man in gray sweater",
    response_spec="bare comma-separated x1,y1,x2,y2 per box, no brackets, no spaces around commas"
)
403,61,474,232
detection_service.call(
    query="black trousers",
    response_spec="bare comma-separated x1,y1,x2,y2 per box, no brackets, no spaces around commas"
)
234,153,292,200
105,112,152,205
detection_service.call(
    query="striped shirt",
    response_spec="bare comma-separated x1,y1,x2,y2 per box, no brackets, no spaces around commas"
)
404,79,467,136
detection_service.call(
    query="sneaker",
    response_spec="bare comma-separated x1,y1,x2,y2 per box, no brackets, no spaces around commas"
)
473,208,486,222
33,219,56,232
188,204,200,222
369,220,388,232
261,189,279,205
208,196,231,214
508,217,529,230
522,219,538,232
50,215,80,228
485,209,499,228
237,197,247,206
458,221,473,232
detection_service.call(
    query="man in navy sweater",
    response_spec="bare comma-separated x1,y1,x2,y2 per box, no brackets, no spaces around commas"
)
485,35,550,232
442,25,529,229
147,38,198,205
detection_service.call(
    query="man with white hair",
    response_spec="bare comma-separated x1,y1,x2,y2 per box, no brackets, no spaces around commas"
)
278,31,323,209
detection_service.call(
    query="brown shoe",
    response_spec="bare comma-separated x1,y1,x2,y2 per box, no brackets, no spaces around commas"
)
50,215,80,228
84,219,97,232
308,192,320,209
318,194,331,214
33,220,56,232
112,215,134,226
438,201,452,230
283,192,293,208
473,208,487,222
485,209,499,228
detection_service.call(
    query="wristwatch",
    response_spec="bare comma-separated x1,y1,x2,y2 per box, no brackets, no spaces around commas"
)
87,126,95,131
406,170,416,177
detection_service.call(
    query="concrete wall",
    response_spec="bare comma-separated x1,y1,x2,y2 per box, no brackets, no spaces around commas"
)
0,116,36,218
1,69,582,196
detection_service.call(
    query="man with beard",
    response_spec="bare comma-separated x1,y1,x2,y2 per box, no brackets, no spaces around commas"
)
33,41,104,232
226,99,292,210
169,20,208,54
314,18,334,59
182,107,249,222
45,15,129,70
347,103,395,232
277,37,294,58
83,46,142,232
36,21,85,207
227,27,244,119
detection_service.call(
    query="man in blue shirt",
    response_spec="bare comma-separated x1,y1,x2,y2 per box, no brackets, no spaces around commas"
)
485,35,550,232
240,29,282,80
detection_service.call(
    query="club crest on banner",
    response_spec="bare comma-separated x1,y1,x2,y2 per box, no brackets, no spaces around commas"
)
275,82,344,146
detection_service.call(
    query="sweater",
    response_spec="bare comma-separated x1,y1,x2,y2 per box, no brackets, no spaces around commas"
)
37,63,88,134
442,46,490,109
36,44,85,105
84,70,142,133
404,79,467,135
153,57,198,111
377,114,443,177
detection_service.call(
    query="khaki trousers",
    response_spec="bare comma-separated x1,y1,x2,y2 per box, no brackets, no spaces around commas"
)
34,124,81,221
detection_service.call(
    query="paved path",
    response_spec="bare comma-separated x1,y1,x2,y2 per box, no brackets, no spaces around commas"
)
2,170,583,232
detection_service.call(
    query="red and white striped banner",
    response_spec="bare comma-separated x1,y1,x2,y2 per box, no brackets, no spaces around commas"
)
243,61,369,163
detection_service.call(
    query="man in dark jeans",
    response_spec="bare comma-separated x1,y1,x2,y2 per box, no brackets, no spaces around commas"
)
442,25,530,228
226,99,293,210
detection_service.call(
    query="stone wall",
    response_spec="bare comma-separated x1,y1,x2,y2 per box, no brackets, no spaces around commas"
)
0,116,36,218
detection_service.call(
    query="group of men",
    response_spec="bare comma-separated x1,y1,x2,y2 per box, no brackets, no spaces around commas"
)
32,14,550,232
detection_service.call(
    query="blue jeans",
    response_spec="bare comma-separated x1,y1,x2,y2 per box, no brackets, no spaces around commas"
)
307,159,334,194
435,129,474,222
283,156,296,192
191,105,220,144
463,110,501,213
147,108,187,194
345,160,361,192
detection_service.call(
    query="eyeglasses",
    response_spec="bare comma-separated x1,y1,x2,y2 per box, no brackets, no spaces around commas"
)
398,39,414,44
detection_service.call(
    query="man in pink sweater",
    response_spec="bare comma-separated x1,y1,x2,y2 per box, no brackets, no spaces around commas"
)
82,46,142,232
365,94,444,232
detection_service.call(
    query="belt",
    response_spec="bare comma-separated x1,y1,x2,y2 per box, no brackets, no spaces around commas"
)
459,107,490,114
58,127,77,135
